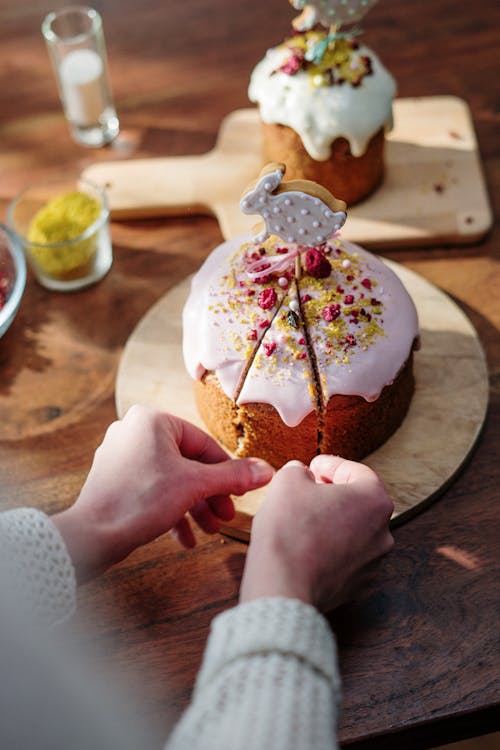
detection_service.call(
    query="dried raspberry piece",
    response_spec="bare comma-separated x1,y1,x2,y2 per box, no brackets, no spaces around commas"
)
344,294,355,304
259,319,270,329
301,294,312,303
258,288,278,310
305,248,331,279
276,247,289,254
263,341,277,357
246,289,255,296
345,334,357,348
322,304,341,322
278,52,304,75
246,329,257,341
361,278,372,290
296,352,307,360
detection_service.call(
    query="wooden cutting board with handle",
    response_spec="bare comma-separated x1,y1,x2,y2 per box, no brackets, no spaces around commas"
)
82,96,492,248
115,260,489,541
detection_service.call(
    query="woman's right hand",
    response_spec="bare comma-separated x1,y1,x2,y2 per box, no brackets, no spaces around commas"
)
240,455,394,611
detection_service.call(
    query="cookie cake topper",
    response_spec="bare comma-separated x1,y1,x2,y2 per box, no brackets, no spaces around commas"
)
240,162,347,279
290,0,378,31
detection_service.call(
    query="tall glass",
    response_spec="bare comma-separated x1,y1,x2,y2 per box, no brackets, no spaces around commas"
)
42,6,119,148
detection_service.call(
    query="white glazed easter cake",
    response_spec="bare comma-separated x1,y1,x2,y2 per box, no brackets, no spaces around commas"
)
248,1,396,204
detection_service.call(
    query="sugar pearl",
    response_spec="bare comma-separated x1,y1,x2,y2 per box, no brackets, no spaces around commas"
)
300,208,309,216
289,299,299,312
312,220,320,228
342,259,351,269
284,198,292,206
264,181,272,191
274,224,282,231
273,206,280,214
278,277,289,288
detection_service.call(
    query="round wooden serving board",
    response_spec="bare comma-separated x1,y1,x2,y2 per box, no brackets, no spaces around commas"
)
115,261,488,541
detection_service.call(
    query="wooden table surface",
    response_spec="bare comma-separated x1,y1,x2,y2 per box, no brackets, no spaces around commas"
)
0,1,498,747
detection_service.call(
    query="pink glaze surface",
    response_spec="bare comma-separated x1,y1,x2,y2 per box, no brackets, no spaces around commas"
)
182,233,418,426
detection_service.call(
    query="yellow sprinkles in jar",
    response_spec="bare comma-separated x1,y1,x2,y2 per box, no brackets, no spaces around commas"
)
27,191,101,276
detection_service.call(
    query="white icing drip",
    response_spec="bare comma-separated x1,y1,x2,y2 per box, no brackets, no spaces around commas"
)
248,44,396,160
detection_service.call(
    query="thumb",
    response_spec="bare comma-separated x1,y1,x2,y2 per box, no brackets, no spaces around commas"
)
192,457,275,499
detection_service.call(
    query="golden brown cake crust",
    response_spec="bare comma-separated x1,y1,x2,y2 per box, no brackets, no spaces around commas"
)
319,354,415,461
261,123,385,206
194,354,414,469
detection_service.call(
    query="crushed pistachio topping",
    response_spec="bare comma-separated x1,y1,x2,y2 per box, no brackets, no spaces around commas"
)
27,190,101,276
207,235,385,371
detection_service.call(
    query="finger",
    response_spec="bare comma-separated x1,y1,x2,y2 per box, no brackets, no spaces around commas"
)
178,417,232,464
170,517,196,548
207,494,235,522
279,460,316,481
309,454,345,483
310,454,375,486
187,457,274,500
190,499,223,535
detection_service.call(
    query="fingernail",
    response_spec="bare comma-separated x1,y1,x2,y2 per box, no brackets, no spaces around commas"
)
248,458,274,484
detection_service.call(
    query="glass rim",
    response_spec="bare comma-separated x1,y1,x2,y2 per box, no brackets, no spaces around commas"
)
0,224,27,326
7,177,109,250
41,5,101,45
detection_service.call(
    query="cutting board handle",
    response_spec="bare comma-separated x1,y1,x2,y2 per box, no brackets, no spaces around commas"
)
81,152,221,219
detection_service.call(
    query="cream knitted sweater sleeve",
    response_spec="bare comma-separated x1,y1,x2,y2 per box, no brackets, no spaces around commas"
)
167,597,341,750
0,508,76,627
0,509,342,749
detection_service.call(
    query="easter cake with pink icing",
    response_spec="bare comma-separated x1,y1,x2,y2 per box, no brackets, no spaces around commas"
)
182,163,418,468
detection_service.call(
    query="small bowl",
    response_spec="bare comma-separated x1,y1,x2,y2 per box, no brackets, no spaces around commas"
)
7,176,112,292
0,224,27,338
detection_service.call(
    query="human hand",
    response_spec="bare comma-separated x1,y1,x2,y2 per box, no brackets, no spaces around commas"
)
240,455,394,611
53,405,274,582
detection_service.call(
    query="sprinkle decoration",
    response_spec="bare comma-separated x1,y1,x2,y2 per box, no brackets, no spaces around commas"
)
287,0,378,69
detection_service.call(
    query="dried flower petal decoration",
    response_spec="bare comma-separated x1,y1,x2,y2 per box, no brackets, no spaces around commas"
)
273,30,374,87
305,26,362,64
289,0,378,64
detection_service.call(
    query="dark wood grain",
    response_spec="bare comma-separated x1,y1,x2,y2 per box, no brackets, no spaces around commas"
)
0,1,499,747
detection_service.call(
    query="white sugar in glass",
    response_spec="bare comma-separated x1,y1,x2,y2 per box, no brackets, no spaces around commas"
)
42,6,119,147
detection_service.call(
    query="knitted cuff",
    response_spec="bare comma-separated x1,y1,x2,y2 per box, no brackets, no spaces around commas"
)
0,508,76,627
195,596,340,694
